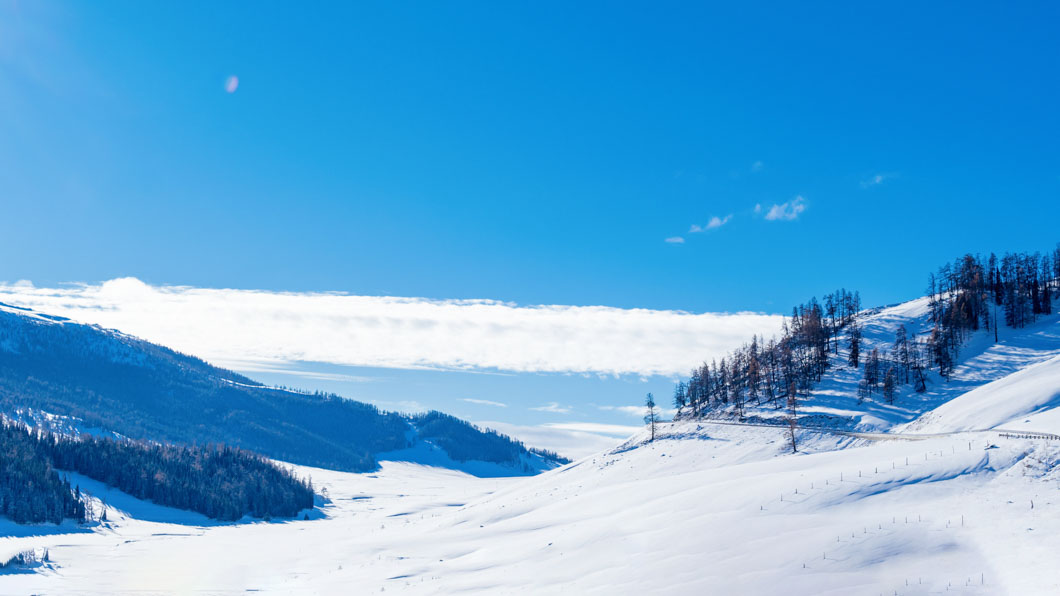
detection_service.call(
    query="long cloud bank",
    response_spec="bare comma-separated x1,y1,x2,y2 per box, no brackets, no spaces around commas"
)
0,278,784,377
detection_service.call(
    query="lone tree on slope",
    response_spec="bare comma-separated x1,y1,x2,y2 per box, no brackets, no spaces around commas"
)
644,393,659,442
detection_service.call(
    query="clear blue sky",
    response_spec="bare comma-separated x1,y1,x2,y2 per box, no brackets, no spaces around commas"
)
2,1,1059,312
3,2,1059,456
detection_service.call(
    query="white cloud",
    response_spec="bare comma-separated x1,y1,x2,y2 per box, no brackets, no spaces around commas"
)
754,203,762,214
0,277,784,377
225,75,239,93
228,359,379,383
751,160,764,172
531,402,571,414
372,399,430,413
689,214,732,233
543,422,641,436
707,214,732,229
762,196,807,221
599,404,678,419
860,173,895,188
461,398,507,408
664,236,685,244
599,405,646,417
477,421,632,459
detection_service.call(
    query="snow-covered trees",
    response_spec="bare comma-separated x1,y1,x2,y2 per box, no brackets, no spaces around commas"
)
0,420,315,523
924,248,1057,376
412,411,568,466
45,432,316,520
672,381,688,409
674,244,1058,419
847,320,861,369
0,422,86,524
676,292,861,418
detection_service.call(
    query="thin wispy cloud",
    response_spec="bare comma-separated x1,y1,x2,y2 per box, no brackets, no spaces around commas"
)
531,402,572,414
860,173,895,188
689,214,733,233
230,361,378,384
664,236,685,244
543,422,641,436
758,196,807,221
461,398,507,408
0,278,783,378
478,421,632,459
750,160,764,173
599,404,678,420
225,75,239,93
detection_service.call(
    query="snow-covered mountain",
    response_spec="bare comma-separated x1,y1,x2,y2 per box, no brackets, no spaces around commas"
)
0,302,565,475
2,294,1060,594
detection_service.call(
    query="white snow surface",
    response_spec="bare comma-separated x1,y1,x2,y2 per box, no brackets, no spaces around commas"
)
904,354,1060,435
2,422,1060,594
3,295,1060,593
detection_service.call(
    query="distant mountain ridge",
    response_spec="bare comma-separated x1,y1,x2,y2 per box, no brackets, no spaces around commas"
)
0,303,565,474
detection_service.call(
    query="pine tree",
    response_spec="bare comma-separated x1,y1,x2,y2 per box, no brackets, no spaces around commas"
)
644,393,658,442
672,382,687,410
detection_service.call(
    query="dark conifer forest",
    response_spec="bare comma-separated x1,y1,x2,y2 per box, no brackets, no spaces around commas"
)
412,412,569,468
0,420,314,523
674,245,1060,417
0,422,86,524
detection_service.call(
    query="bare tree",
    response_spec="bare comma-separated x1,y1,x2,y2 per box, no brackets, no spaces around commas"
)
786,381,798,453
882,366,896,404
847,319,861,368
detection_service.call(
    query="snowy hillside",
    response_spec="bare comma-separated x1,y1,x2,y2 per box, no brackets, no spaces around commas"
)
0,302,565,475
3,293,1060,593
699,295,1060,433
902,353,1060,435
2,421,1059,594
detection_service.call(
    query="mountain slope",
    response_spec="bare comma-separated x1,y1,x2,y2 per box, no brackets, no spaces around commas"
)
0,303,563,474
687,294,1060,433
3,296,1060,592
6,422,1059,594
902,353,1060,435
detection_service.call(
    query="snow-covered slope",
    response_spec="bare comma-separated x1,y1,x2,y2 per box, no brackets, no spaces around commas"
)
904,353,1060,435
731,296,1060,432
3,296,1060,593
3,422,1059,594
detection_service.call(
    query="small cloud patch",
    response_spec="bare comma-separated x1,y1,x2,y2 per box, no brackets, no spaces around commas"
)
532,402,572,414
690,214,733,233
762,196,807,221
461,398,507,408
599,404,678,419
861,173,895,188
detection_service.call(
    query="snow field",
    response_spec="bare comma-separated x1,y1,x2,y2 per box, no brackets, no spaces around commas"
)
3,421,1058,594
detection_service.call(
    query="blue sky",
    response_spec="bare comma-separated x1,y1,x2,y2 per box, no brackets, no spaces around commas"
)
2,2,1058,455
